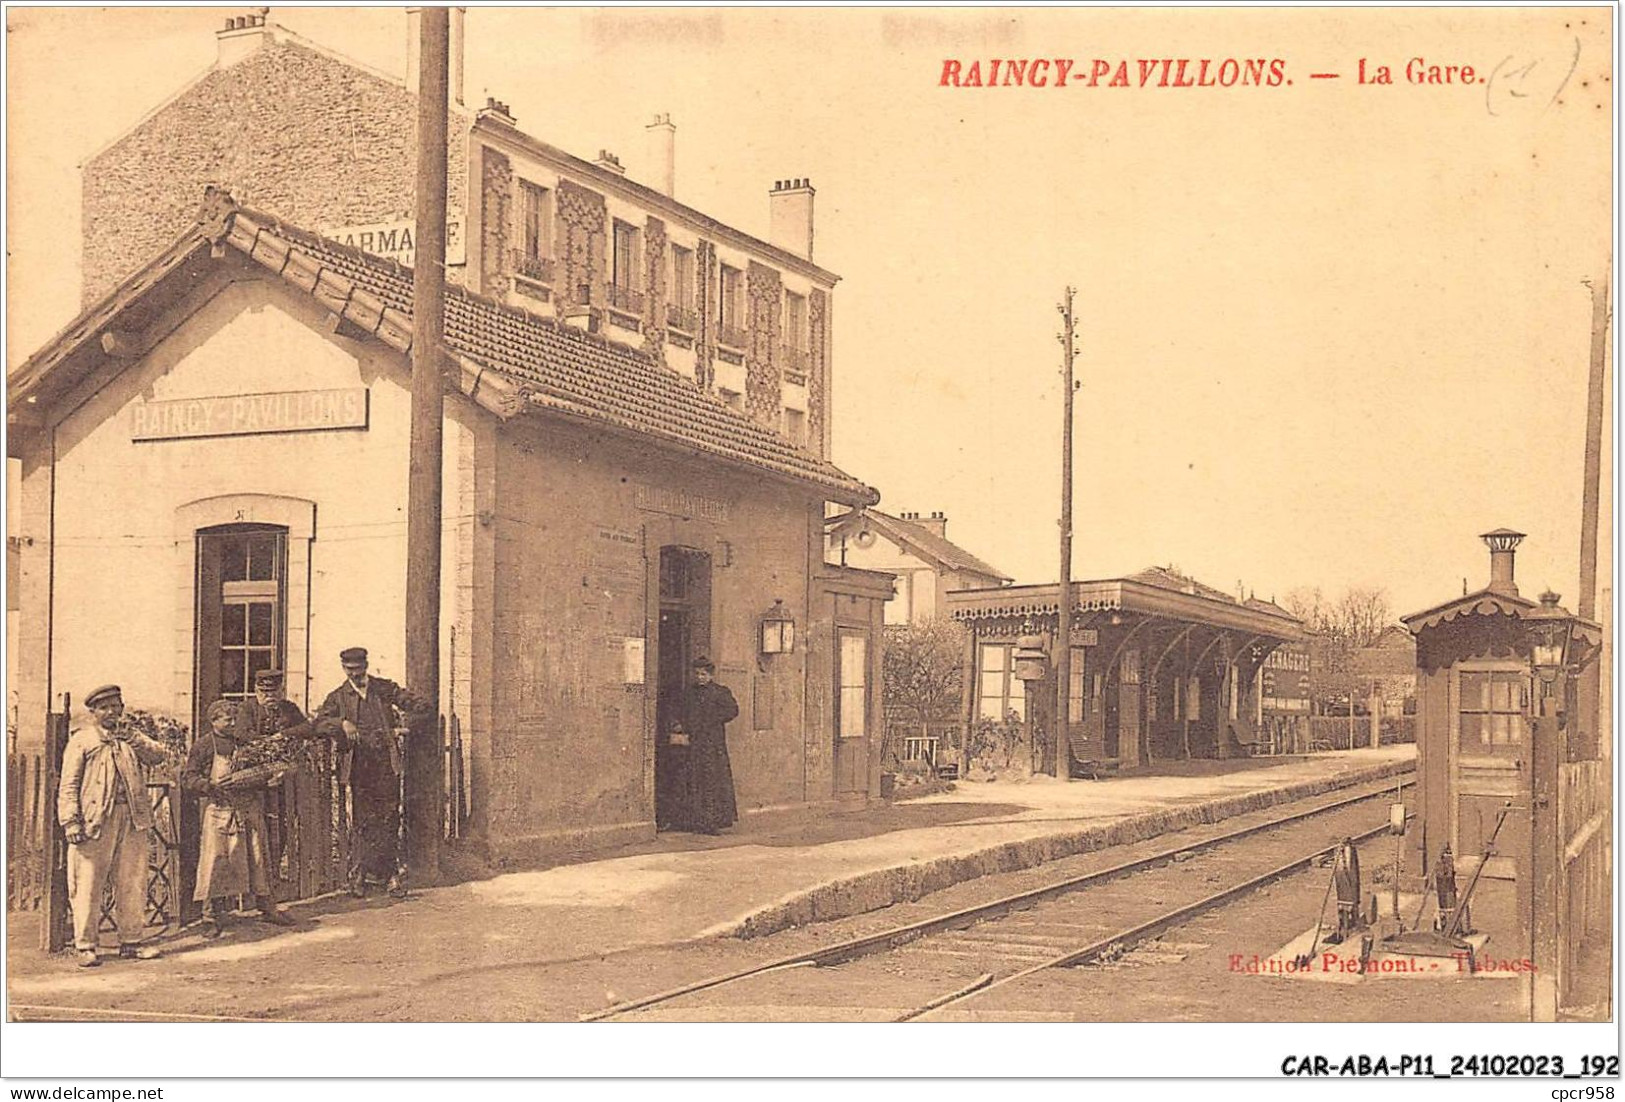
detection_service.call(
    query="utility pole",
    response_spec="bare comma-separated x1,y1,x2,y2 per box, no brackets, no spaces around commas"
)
1053,287,1078,781
405,6,449,886
1579,272,1609,620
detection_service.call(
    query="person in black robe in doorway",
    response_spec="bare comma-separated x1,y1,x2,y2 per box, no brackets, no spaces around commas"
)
668,657,739,834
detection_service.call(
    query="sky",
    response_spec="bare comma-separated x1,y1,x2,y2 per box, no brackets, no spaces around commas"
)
5,5,1615,618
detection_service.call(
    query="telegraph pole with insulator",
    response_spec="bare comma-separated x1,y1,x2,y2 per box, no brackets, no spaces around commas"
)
1053,287,1079,780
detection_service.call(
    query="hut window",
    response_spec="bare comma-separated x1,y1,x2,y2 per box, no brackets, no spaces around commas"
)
1459,670,1528,751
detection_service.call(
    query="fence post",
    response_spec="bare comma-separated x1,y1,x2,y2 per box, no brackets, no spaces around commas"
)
40,705,71,952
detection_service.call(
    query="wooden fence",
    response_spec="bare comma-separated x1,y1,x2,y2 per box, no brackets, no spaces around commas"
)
1308,714,1416,751
1557,758,1610,1013
6,746,48,912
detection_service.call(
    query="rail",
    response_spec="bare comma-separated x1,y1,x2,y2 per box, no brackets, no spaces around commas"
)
582,770,1412,1021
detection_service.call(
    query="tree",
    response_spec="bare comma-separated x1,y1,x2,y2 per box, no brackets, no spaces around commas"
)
1336,587,1392,648
1284,584,1396,714
881,618,965,767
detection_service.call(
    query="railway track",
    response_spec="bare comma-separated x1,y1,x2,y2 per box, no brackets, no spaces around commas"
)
585,770,1413,1022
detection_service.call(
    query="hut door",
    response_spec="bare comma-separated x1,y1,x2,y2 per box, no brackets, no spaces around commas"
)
1454,666,1532,880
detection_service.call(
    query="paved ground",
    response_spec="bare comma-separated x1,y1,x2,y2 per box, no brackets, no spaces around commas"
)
7,747,1413,1021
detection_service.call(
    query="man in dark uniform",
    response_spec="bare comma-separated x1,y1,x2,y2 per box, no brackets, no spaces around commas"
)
668,657,739,834
234,668,318,744
314,648,435,897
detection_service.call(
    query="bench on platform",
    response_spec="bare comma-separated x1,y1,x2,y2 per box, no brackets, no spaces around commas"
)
1069,758,1121,781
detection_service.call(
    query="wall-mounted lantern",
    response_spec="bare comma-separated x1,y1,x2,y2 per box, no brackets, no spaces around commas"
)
1014,631,1050,682
1525,590,1575,687
760,598,796,656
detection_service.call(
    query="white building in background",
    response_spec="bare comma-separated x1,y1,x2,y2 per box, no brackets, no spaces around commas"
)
828,509,1010,625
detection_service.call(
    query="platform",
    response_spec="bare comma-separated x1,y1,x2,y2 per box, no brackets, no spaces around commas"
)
7,746,1413,1020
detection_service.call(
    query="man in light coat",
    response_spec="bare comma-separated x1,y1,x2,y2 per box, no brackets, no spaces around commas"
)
57,685,170,966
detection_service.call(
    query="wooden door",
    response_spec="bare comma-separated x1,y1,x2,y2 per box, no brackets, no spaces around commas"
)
833,628,869,796
1454,665,1532,881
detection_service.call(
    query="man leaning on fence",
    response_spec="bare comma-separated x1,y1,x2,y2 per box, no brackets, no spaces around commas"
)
315,647,435,898
57,685,168,967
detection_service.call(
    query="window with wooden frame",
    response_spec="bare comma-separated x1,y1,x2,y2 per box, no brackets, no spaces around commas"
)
1458,669,1529,753
977,643,1025,721
667,244,697,332
610,220,644,316
515,180,554,282
718,264,744,347
196,526,286,706
837,631,868,739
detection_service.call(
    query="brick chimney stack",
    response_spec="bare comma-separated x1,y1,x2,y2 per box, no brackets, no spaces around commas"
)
594,150,627,176
216,9,273,68
901,511,947,539
769,178,815,261
646,114,676,197
408,6,466,106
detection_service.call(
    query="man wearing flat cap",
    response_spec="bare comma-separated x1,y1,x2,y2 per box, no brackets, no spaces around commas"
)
667,657,740,834
315,648,435,896
234,668,318,745
57,685,170,966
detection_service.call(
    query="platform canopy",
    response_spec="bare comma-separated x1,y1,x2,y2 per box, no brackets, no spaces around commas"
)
948,568,1306,643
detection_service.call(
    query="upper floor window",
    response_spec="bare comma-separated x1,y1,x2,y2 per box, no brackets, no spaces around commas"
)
884,572,913,626
610,220,644,317
612,220,639,289
516,181,554,283
667,244,697,332
783,406,807,448
781,290,809,379
784,291,808,351
671,245,694,307
718,264,744,346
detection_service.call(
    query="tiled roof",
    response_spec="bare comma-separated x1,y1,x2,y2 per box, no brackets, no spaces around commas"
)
1128,566,1238,605
10,192,878,505
865,510,1011,582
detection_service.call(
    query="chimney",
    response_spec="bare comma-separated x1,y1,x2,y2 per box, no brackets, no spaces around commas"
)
646,114,676,197
1480,528,1526,598
595,150,626,176
902,511,947,538
216,9,273,68
477,97,515,126
408,7,466,106
769,178,815,261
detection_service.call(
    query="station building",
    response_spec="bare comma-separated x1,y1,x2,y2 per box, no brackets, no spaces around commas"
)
9,10,892,864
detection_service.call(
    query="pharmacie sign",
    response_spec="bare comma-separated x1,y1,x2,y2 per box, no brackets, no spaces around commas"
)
132,388,369,442
321,215,466,266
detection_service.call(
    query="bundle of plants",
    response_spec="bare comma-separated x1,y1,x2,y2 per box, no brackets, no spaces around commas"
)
118,710,190,769
222,729,304,790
